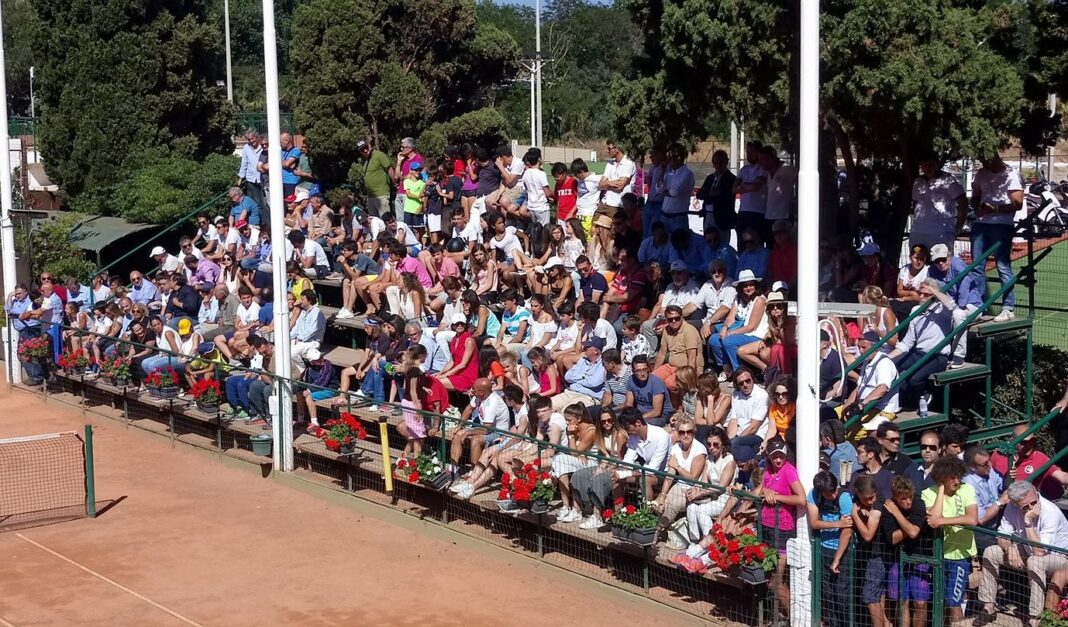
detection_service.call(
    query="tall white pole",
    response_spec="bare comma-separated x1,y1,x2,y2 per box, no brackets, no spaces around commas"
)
262,0,293,471
793,0,820,624
224,0,234,102
534,0,543,148
529,69,536,148
738,127,746,171
1048,93,1058,181
29,67,35,118
729,121,739,175
0,3,22,384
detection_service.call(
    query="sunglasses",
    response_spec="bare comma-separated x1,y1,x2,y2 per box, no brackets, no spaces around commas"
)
666,316,681,322
677,429,694,435
773,390,789,397
737,378,754,386
885,437,900,443
920,444,939,451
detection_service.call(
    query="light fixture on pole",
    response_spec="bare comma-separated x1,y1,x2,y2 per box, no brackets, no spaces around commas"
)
224,0,233,102
261,0,293,471
0,3,22,384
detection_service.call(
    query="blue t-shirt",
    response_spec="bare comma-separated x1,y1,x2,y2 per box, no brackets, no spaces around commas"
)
258,304,274,326
231,196,261,226
502,306,531,340
626,374,673,422
281,147,302,185
580,272,608,301
807,489,853,550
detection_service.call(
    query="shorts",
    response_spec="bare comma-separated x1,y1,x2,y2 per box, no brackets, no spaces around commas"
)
888,562,932,602
403,211,425,228
578,214,593,239
427,213,443,233
483,430,505,447
943,559,970,608
461,189,478,198
310,389,337,401
762,528,794,557
862,555,889,604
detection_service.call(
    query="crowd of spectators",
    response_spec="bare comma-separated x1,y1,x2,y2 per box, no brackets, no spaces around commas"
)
7,131,1068,624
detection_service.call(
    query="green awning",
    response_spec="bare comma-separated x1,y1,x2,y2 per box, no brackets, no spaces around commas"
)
68,216,156,253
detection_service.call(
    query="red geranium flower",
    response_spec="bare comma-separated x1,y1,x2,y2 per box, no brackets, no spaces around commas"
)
498,489,510,500
730,553,741,566
625,504,636,515
727,540,740,553
603,509,614,520
501,473,511,486
614,497,625,506
408,471,420,482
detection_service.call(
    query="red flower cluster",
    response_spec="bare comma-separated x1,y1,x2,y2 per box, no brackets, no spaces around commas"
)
498,464,554,502
16,336,50,362
144,367,180,388
189,378,222,402
705,524,773,573
314,412,367,453
57,348,92,370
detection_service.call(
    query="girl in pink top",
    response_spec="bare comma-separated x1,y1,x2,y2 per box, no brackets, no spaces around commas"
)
759,439,805,624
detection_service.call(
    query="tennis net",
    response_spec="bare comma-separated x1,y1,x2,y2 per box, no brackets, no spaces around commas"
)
0,427,94,531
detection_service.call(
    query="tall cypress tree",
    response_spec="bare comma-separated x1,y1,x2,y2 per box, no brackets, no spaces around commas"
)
33,0,234,198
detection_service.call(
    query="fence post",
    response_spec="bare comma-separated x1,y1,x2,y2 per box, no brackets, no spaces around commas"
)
379,416,393,497
84,424,97,518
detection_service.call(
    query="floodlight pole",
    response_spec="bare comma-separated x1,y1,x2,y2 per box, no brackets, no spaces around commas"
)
534,0,543,148
529,69,536,147
729,122,739,175
1048,93,1058,181
262,0,293,471
793,0,820,623
224,0,234,102
0,4,22,384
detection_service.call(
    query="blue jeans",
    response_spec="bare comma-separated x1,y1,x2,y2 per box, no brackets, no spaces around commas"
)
970,222,1015,310
16,326,45,381
249,379,272,418
360,358,387,401
225,375,254,410
643,200,664,235
707,321,756,370
141,355,186,375
661,213,689,234
894,351,949,402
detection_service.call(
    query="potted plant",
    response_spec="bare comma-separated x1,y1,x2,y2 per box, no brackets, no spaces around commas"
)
310,412,368,455
498,464,556,513
144,367,181,399
17,336,51,365
108,358,132,386
1040,599,1068,627
604,498,660,545
190,378,223,413
702,524,778,584
57,348,91,375
397,452,448,489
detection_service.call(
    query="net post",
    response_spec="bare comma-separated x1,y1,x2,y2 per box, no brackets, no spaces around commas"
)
84,424,97,518
378,415,393,496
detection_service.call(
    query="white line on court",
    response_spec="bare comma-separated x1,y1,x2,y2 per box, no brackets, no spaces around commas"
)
15,533,203,627
0,615,17,627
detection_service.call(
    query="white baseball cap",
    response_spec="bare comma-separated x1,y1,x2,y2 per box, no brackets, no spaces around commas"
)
149,246,167,258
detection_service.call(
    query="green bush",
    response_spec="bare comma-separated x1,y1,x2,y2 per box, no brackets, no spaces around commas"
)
20,212,97,282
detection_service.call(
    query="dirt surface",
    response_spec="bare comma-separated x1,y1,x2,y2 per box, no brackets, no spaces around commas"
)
0,385,692,626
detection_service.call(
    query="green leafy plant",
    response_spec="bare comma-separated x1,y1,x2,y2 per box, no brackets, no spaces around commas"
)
498,464,556,503
604,498,659,530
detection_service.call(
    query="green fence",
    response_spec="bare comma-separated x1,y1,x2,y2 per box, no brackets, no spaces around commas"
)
234,112,297,136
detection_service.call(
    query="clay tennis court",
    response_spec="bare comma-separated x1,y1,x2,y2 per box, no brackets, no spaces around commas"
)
0,384,689,626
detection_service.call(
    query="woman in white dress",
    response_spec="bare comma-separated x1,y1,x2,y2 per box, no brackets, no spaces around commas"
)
551,403,598,522
682,426,737,542
652,416,708,529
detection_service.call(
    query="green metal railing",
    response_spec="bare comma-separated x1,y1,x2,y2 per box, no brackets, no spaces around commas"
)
234,112,297,136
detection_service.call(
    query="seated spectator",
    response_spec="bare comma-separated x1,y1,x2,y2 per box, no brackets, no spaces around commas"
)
334,241,378,319
124,320,157,383
151,245,183,274
214,286,260,364
526,347,562,398
638,222,671,267
639,261,701,353
163,272,200,328
708,270,767,381
927,243,985,369
128,270,159,308
652,304,703,401
290,289,326,377
575,254,607,305
837,331,899,431
667,228,705,277
624,355,673,427
652,416,708,530
738,289,794,376
552,337,607,410
287,230,331,280
468,243,499,302
694,372,731,442
435,314,481,393
699,227,738,281
385,271,429,322
618,315,652,368
601,246,647,327
244,336,275,426
857,241,896,297
819,329,846,401
142,317,199,376
294,347,337,430
766,375,796,443
725,370,770,463
494,289,530,356
546,301,580,363
736,228,770,280
891,243,930,319
183,342,225,390
920,456,978,625
184,254,221,290
697,260,736,341
991,423,1068,500
527,256,574,313
351,315,403,403
448,377,513,477
517,294,558,364
551,403,598,523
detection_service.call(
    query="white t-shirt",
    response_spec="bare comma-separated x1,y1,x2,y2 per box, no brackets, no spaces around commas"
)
236,302,261,325
622,424,672,471
729,385,770,440
697,281,737,322
972,165,1023,226
490,226,524,259
897,263,929,293
912,172,965,234
220,228,241,250
302,239,330,268
199,224,219,244
737,164,768,215
160,254,182,273
602,156,636,207
452,220,482,243
662,279,703,309
355,216,387,243
593,318,618,350
857,353,900,413
528,316,558,349
177,247,204,266
522,168,550,213
997,496,1068,556
92,285,113,304
765,164,798,221
576,174,603,217
670,441,709,474
472,392,511,432
548,319,579,352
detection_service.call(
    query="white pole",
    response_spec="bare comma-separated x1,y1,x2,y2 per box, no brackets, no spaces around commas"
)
529,68,536,148
738,127,746,171
261,0,293,471
1048,93,1058,181
534,0,543,148
0,3,21,384
729,121,739,175
793,0,820,624
29,67,35,118
224,0,234,102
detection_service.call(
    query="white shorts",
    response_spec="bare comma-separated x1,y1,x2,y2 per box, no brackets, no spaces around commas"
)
427,213,443,234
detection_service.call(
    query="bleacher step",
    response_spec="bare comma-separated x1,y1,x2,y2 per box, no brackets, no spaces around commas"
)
931,362,989,385
971,316,1033,337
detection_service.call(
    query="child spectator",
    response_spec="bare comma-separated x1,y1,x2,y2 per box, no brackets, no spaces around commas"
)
806,470,854,627
620,315,651,367
920,456,978,624
551,162,578,222
879,476,930,627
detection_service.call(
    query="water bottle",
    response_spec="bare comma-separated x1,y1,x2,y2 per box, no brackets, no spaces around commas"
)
918,395,929,418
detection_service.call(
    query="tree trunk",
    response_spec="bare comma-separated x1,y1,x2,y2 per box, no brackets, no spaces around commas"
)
825,110,861,242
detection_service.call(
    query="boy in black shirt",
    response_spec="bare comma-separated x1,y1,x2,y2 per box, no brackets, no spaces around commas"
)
879,476,931,627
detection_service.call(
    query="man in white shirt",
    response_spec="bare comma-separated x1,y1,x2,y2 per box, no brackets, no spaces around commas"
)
208,219,241,262
697,260,737,339
840,331,900,430
576,407,671,530
640,261,702,352
572,159,603,238
597,141,635,221
976,480,1068,624
734,142,768,244
661,143,695,235
449,378,510,480
726,370,770,462
760,146,797,243
150,246,182,274
521,156,551,226
911,153,967,250
971,155,1023,322
288,230,331,279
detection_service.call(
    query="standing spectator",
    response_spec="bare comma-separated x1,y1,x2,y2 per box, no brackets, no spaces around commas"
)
850,437,893,499
6,285,45,384
596,141,636,222
970,154,1023,322
392,137,424,215
963,445,1007,552
521,152,551,226
734,142,768,243
572,158,603,238
942,422,970,458
357,139,392,217
643,147,667,235
661,143,694,235
819,420,857,486
279,132,302,198
990,423,1068,500
696,149,738,238
921,456,978,625
237,129,264,208
402,161,426,236
760,146,798,245
551,162,579,223
911,152,967,249
758,439,806,624
807,470,854,627
915,430,942,489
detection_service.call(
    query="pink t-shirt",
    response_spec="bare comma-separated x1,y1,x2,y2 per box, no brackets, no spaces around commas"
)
435,257,461,280
397,256,433,289
761,461,799,532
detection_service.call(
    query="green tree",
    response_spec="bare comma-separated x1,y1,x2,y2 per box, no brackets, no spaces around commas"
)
18,213,97,282
33,0,235,198
290,0,519,183
2,0,39,117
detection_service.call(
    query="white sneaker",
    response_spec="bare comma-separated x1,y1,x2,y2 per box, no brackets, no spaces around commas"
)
557,508,576,523
335,308,355,320
456,483,475,499
579,514,603,530
449,481,468,494
993,309,1015,322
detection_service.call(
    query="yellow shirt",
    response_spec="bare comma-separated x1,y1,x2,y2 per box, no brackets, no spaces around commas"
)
770,403,795,438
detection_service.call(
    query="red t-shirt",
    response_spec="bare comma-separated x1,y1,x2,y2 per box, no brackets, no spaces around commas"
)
991,450,1064,500
452,159,465,178
420,375,450,414
554,176,579,221
610,266,649,313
